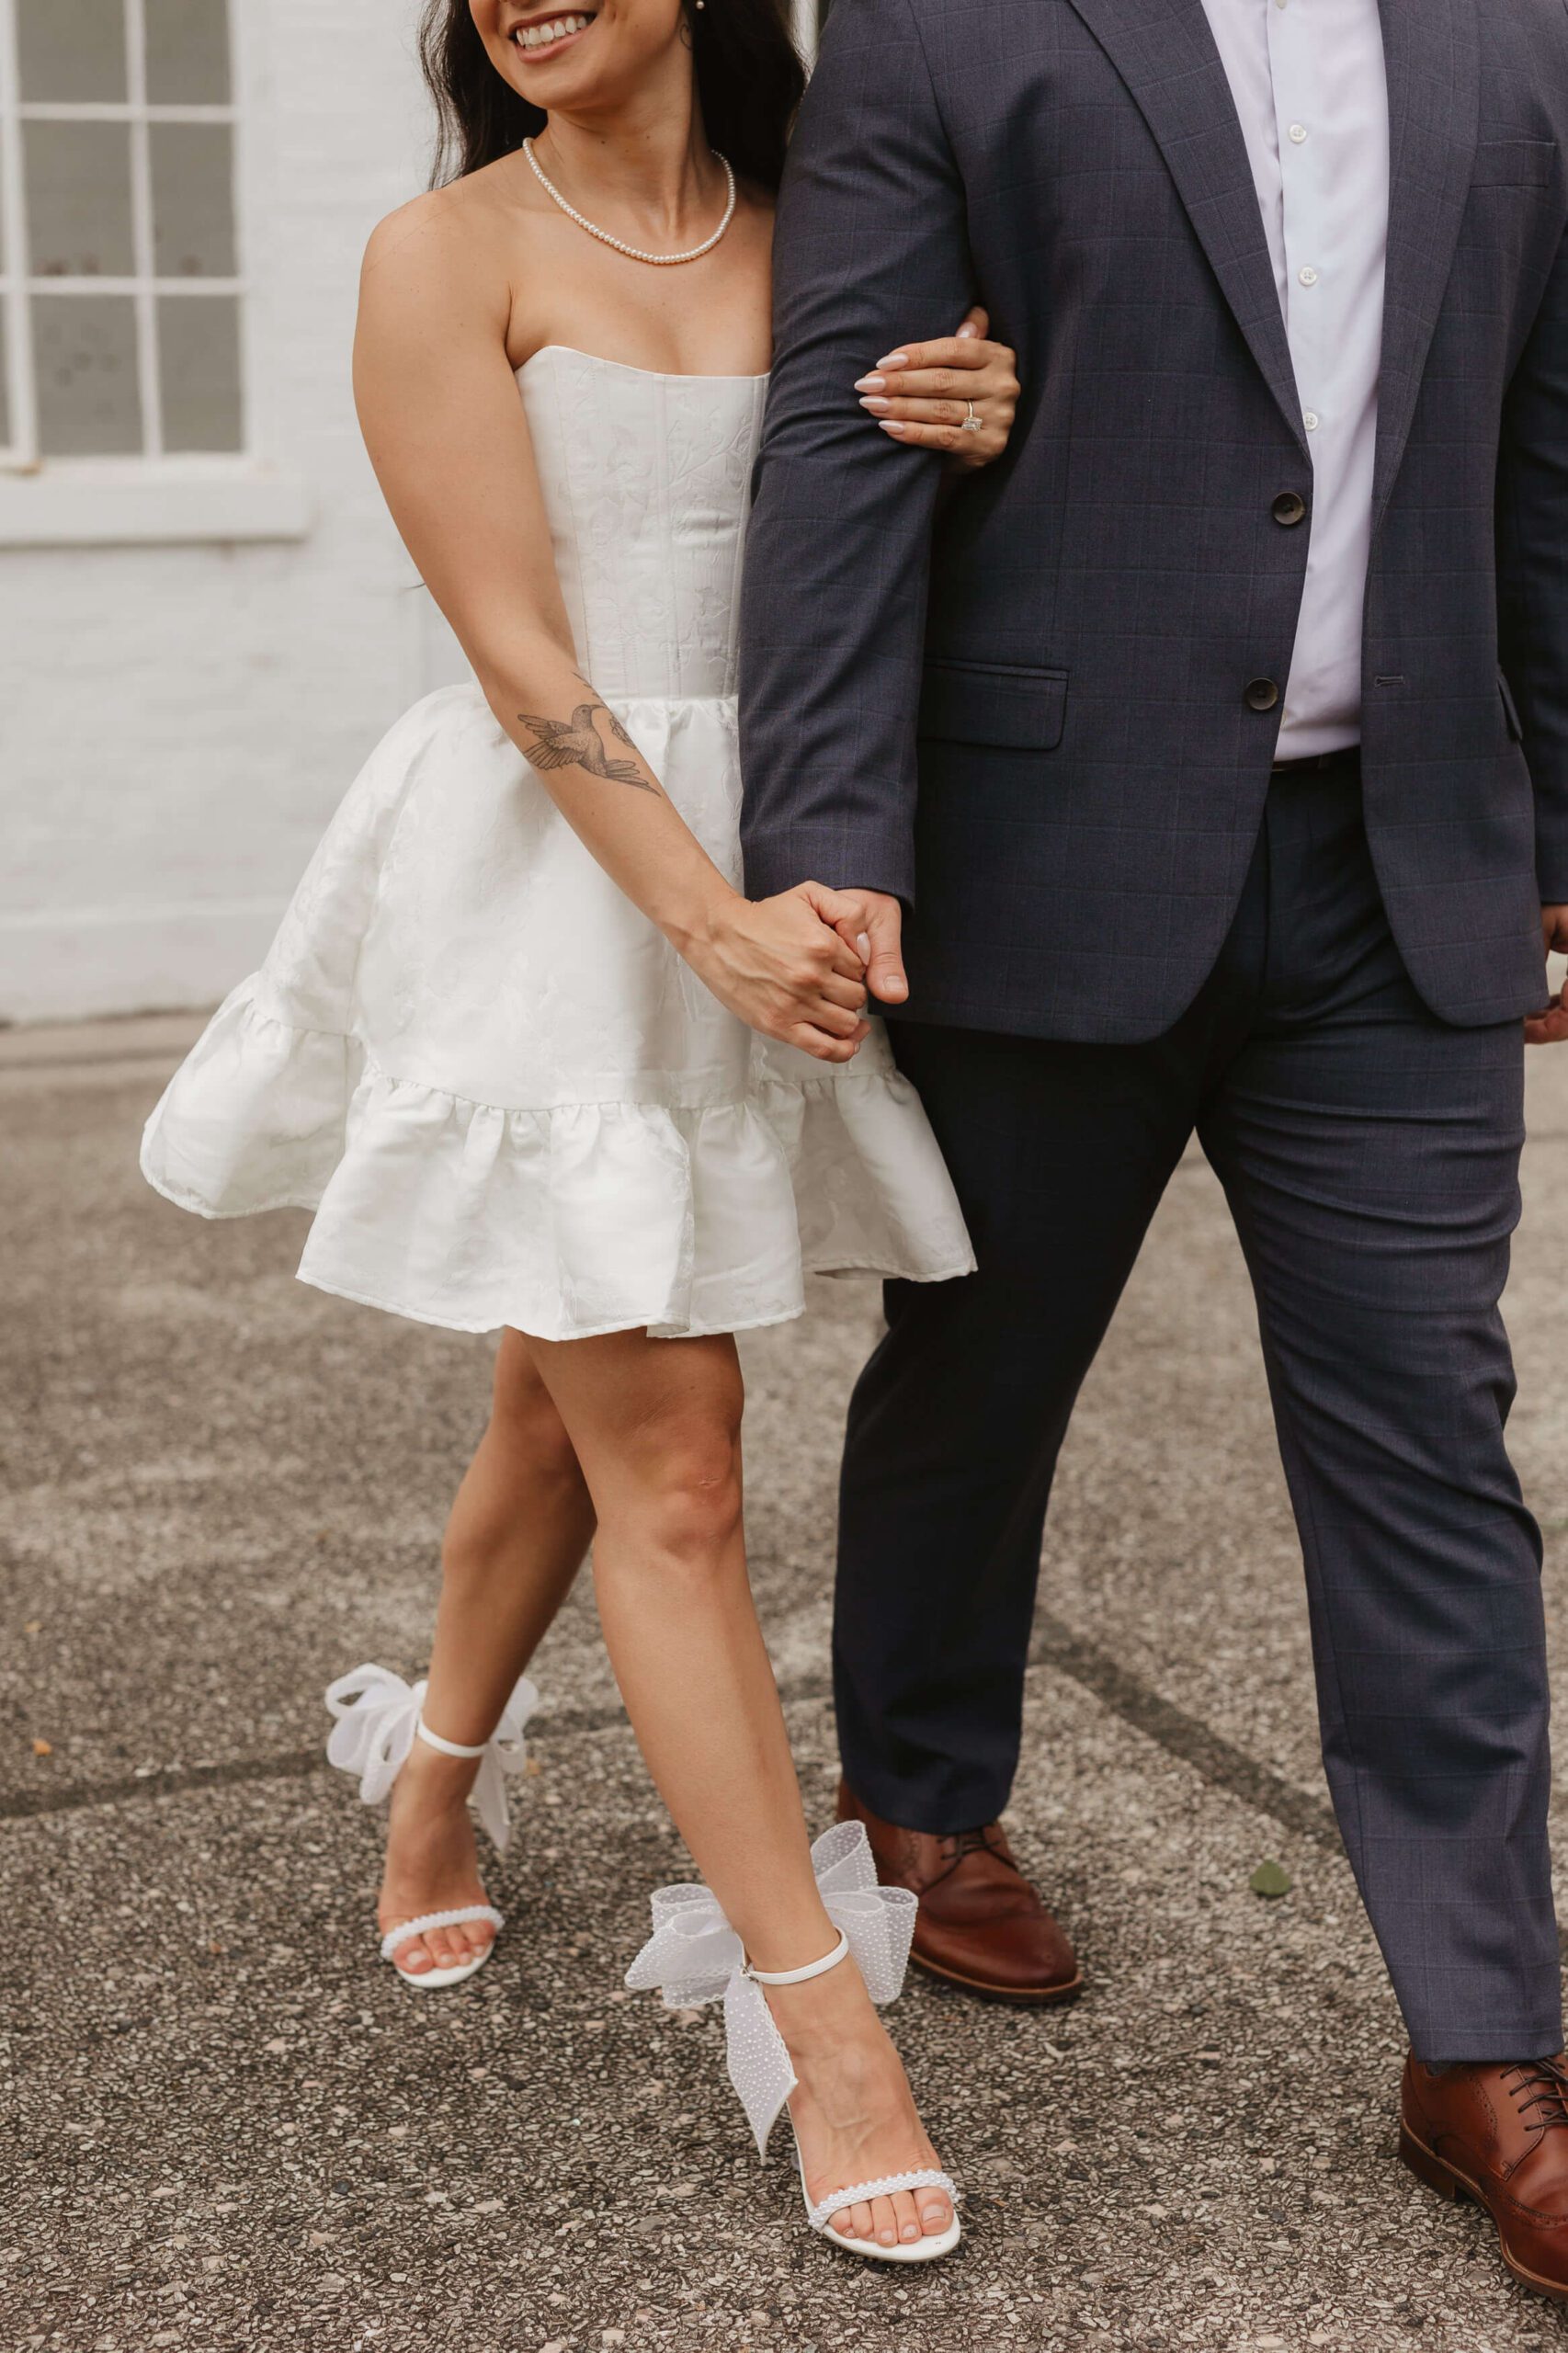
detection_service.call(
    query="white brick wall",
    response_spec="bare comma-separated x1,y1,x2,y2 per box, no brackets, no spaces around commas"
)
0,2,465,1022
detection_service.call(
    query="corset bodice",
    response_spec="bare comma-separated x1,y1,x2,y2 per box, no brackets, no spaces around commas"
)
517,345,768,701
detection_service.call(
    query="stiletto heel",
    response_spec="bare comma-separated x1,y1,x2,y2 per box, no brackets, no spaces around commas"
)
625,1822,962,2262
324,1663,540,1990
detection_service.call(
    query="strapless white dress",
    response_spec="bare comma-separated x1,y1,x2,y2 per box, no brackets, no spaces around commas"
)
141,347,974,1341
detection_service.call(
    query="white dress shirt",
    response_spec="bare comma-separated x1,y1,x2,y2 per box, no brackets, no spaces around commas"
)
1199,0,1391,756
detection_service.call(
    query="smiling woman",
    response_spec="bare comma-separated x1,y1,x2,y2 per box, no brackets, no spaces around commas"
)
418,0,804,189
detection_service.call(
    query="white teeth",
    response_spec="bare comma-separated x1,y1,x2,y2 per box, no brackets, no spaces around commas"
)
516,12,589,43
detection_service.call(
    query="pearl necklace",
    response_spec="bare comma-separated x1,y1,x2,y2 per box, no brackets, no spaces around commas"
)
523,138,737,267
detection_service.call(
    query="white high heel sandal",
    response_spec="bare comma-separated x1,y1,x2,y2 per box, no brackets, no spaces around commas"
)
625,1821,961,2262
324,1663,540,1991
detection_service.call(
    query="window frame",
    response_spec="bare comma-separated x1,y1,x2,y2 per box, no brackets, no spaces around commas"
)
0,0,308,544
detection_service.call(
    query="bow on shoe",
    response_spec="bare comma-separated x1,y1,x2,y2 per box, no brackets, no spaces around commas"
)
324,1663,540,1852
623,1820,917,2157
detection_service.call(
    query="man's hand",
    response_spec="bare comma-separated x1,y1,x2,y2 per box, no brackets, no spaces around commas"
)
681,882,872,1062
1526,904,1568,1045
825,890,909,1006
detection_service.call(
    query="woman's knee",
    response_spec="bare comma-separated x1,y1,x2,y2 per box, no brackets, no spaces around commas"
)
654,1439,744,1557
617,1386,745,1563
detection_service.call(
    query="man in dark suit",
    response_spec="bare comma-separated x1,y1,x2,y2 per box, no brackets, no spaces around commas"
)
740,0,1568,2289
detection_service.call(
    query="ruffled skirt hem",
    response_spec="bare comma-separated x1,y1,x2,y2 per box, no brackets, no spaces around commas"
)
140,982,977,1343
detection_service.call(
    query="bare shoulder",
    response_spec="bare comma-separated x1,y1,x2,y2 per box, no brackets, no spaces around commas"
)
361,182,488,297
357,176,515,358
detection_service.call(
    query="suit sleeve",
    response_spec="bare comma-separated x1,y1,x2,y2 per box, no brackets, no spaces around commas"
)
737,0,973,906
1497,220,1568,903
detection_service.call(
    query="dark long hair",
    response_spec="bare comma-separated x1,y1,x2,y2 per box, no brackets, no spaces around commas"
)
417,1,805,194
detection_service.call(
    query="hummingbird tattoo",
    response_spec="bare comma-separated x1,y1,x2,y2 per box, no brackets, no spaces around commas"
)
517,693,657,791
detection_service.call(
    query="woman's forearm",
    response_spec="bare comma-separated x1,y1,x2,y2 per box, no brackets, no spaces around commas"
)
478,635,735,955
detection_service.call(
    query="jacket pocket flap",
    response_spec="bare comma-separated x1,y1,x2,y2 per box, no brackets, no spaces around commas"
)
918,661,1068,750
1471,138,1557,188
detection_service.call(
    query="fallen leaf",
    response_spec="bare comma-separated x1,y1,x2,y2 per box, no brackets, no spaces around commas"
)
1250,1859,1291,1899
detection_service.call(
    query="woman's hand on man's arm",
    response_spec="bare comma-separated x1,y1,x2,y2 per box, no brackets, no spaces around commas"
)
857,306,1021,469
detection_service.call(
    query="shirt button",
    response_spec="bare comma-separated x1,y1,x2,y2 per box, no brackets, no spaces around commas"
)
1299,266,1319,287
1245,678,1281,712
1289,123,1308,144
1303,410,1320,431
1272,490,1307,528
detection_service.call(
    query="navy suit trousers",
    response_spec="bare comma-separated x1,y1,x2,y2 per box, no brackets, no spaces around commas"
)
836,759,1560,2062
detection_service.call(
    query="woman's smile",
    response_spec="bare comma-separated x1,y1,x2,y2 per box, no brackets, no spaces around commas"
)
506,6,597,61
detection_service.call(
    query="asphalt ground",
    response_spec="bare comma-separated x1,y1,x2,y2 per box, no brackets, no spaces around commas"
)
6,1013,1568,2353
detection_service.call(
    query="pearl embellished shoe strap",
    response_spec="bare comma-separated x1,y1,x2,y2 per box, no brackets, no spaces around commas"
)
807,2168,960,2235
381,1904,504,1961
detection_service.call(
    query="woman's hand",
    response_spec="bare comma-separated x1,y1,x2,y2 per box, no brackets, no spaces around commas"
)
681,884,872,1063
855,306,1020,469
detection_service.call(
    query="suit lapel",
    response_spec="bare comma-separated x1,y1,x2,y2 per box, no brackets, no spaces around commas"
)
1062,0,1307,459
1373,0,1480,526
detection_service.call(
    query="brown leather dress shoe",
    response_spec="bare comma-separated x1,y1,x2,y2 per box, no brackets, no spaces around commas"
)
1402,2052,1568,2298
836,1779,1082,2005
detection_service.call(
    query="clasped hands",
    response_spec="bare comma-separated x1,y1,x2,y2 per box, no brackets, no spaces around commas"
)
688,884,907,1063
703,896,1568,1059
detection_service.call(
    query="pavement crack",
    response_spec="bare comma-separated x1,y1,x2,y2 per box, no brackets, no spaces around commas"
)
0,1627,1345,1856
1028,1612,1342,1848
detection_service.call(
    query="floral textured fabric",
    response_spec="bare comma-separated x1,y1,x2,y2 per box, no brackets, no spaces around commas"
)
141,348,974,1340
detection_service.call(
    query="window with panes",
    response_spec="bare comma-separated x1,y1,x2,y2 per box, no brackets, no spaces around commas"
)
0,0,243,467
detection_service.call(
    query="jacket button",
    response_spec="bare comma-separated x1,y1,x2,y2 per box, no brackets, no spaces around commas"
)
1272,490,1307,527
1244,678,1280,711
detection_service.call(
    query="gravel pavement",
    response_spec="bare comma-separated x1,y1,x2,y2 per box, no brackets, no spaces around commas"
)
6,1014,1568,2353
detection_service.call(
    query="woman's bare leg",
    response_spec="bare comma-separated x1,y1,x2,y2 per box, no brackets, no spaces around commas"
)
381,1331,596,1977
527,1324,953,2249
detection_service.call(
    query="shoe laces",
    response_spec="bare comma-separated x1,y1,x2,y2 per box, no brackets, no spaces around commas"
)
1501,2057,1568,2139
936,1825,1017,1875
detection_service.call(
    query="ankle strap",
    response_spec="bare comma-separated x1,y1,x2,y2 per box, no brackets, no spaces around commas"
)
415,1715,488,1761
742,1929,850,1987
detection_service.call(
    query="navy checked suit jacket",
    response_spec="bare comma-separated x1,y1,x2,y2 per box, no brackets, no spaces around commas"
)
737,0,1568,1040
